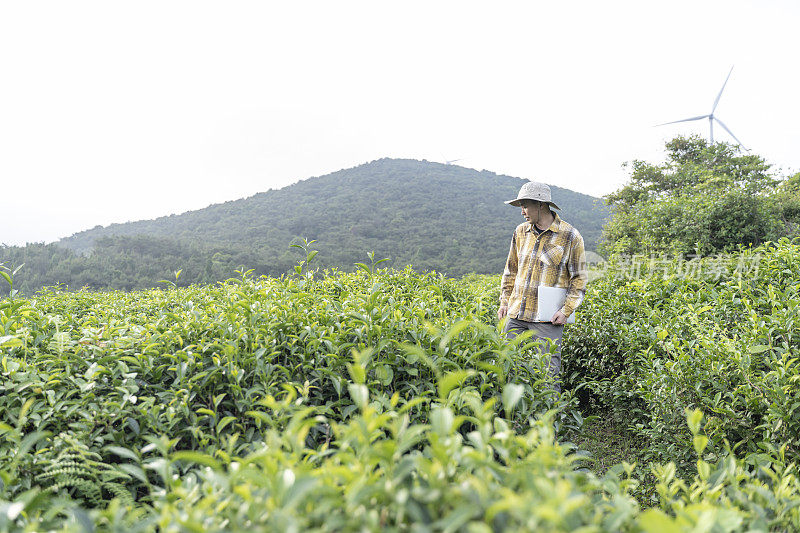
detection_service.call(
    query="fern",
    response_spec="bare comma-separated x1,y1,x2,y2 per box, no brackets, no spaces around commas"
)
50,478,103,506
36,432,135,508
105,481,136,507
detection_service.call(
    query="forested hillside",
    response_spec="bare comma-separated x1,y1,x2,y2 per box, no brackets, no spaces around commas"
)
3,159,609,293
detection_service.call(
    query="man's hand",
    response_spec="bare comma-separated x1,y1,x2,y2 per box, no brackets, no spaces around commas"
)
498,304,508,319
551,310,567,325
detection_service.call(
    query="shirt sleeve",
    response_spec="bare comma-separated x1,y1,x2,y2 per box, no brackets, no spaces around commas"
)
499,231,518,306
560,230,588,317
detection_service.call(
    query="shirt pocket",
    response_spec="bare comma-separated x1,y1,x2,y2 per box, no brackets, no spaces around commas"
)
540,243,564,266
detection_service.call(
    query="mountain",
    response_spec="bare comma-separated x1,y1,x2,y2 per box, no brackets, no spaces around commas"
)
4,159,610,292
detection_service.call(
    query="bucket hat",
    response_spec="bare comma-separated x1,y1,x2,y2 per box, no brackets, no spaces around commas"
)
505,181,560,210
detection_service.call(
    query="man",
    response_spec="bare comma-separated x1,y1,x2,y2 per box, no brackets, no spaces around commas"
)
498,181,588,392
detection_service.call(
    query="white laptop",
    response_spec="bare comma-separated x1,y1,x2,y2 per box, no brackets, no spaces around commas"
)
534,286,575,324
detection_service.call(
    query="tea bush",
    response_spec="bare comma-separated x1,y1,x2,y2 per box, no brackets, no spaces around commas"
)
1,267,579,522
3,256,800,531
564,239,800,468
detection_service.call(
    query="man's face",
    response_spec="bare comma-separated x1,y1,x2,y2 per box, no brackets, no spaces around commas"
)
520,200,543,224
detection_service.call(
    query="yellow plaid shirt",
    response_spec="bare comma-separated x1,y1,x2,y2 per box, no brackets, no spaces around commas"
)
500,213,588,322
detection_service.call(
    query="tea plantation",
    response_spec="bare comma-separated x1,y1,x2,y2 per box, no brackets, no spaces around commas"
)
2,242,800,531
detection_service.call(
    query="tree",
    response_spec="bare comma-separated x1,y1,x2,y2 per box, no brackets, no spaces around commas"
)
601,136,799,257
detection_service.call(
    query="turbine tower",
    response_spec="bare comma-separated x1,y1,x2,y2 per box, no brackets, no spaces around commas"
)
657,66,745,148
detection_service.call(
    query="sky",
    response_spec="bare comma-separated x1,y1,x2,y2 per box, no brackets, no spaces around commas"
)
2,0,799,247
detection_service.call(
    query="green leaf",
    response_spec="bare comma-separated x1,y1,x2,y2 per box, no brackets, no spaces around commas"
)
502,383,524,416
281,476,318,511
0,271,11,286
213,393,227,408
330,375,342,398
127,418,140,435
748,345,770,354
118,463,148,484
173,451,221,470
348,383,369,409
400,344,438,376
375,365,393,385
686,408,703,435
346,362,366,384
714,509,744,530
105,446,139,462
0,336,22,348
12,431,50,467
404,349,419,364
399,396,428,414
431,407,455,435
697,459,710,480
438,370,475,400
70,508,94,532
693,434,709,455
246,411,272,426
18,398,34,422
436,504,474,532
439,320,473,351
216,416,237,433
637,509,681,533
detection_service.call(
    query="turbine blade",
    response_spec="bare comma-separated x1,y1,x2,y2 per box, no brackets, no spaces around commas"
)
711,66,734,114
655,115,709,127
713,117,745,148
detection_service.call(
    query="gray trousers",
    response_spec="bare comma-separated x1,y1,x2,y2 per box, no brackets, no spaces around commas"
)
503,317,564,392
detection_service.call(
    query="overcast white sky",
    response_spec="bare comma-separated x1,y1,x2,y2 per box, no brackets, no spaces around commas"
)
2,1,799,246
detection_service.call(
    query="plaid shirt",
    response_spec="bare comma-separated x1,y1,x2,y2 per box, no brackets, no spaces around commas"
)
500,213,588,322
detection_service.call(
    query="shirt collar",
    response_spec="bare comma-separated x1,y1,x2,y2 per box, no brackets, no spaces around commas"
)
525,212,562,234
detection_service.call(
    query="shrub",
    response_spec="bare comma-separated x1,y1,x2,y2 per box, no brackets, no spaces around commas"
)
564,240,800,469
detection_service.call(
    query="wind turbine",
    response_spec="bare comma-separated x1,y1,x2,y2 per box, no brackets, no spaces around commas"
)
657,66,745,148
444,158,461,165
